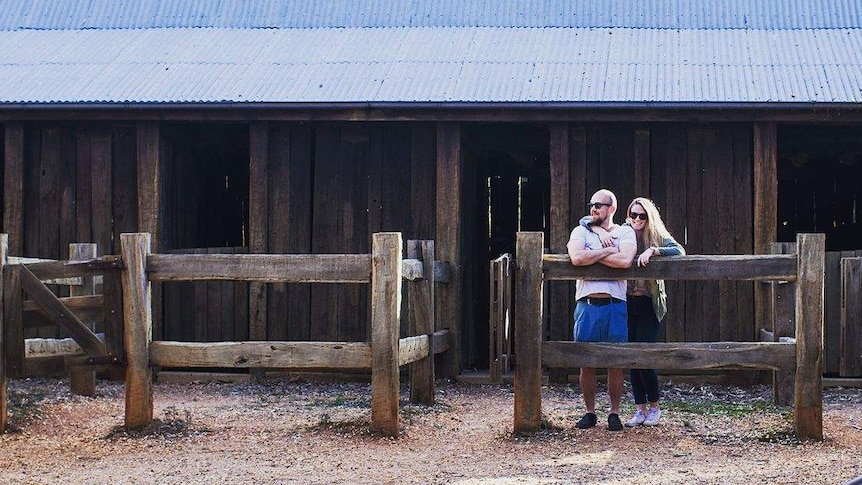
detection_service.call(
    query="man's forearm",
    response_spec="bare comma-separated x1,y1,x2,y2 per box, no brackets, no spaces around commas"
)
569,247,614,266
598,250,635,269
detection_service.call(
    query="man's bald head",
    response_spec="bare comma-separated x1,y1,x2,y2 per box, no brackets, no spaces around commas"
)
592,189,617,209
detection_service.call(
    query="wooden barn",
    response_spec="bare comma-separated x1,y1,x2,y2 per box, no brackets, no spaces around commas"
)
1,0,861,379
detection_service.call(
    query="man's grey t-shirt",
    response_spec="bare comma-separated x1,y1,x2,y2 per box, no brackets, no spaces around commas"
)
569,224,637,301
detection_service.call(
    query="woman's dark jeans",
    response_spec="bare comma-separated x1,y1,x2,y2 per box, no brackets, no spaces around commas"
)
627,295,661,404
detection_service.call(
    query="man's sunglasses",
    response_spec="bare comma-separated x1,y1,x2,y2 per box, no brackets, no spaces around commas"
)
586,202,611,210
629,212,648,221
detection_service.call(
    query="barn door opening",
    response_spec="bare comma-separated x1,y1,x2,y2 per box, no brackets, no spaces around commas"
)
461,124,550,369
778,124,862,377
160,123,250,343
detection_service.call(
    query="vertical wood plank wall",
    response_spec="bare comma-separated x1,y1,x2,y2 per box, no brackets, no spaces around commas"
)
545,123,756,348
7,120,861,376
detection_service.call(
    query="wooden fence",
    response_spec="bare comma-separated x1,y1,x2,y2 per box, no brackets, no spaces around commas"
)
513,232,825,441
489,253,513,383
120,232,445,437
0,233,447,436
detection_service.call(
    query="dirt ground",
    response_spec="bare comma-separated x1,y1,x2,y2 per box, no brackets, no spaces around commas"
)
1,376,861,485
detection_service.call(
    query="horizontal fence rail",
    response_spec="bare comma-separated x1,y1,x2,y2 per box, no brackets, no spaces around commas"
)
147,254,373,283
11,256,123,282
541,342,797,371
151,341,373,369
542,254,798,281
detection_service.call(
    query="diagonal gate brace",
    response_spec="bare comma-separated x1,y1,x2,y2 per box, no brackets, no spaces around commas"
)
19,265,108,357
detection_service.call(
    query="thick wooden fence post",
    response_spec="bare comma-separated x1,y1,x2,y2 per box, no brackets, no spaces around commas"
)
371,233,402,436
514,232,543,433
69,243,98,396
795,233,824,440
121,233,153,429
408,240,435,405
0,234,8,432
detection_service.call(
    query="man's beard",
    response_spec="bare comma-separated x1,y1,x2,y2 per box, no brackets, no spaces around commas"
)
590,213,607,226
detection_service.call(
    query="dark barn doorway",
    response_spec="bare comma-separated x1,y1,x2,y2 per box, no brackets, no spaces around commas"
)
778,125,862,250
160,123,250,343
462,124,550,369
778,124,862,376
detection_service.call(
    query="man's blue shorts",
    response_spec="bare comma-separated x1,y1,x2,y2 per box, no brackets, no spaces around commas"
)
573,297,628,343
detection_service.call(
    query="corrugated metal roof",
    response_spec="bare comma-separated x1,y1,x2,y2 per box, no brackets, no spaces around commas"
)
1,0,861,30
2,27,861,104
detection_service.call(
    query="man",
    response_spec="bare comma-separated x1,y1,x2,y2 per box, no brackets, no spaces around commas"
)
567,189,637,431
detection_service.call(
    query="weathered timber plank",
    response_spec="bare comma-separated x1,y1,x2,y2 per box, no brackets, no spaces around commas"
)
4,266,23,378
514,232,544,434
410,123,436,240
795,233,825,441
548,124,572,361
38,127,61,262
75,128,94,243
435,122,462,376
146,254,372,283
120,233,153,429
150,341,372,369
23,296,103,328
398,335,430,367
206,248,222,342
773,277,796,406
684,127,704,343
433,261,451,283
542,254,797,281
407,240,435,405
663,125,688,343
370,233,402,437
112,126,137,252
135,122,163,343
248,122,268,341
310,125,341,342
22,295,103,313
90,129,113,261
23,127,41,267
542,341,796,371
20,257,122,282
267,125,291,342
825,251,843,374
19,266,107,357
432,329,450,354
4,124,24,255
102,270,125,367
286,125,312,342
754,122,778,351
841,258,862,377
0,234,7,431
732,125,754,343
401,259,424,280
58,129,77,275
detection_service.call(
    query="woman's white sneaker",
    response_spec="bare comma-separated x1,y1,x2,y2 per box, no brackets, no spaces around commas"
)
643,408,661,426
624,410,646,427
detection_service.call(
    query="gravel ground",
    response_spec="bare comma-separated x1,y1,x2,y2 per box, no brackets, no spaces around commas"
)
1,377,861,484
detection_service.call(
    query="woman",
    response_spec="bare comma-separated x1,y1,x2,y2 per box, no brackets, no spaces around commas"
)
580,197,685,427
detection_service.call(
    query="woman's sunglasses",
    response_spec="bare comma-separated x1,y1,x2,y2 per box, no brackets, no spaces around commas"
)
629,212,648,221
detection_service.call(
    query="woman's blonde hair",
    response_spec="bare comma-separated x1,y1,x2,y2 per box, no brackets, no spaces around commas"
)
627,197,672,247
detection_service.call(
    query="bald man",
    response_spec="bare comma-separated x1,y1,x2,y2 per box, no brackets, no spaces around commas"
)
567,188,637,431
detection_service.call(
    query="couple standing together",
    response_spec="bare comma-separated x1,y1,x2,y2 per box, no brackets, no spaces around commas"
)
567,188,685,431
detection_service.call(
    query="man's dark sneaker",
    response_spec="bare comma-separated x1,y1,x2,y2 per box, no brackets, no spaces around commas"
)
575,412,597,429
607,413,624,431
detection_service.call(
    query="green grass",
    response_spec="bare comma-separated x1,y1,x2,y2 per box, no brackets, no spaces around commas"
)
661,398,786,418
